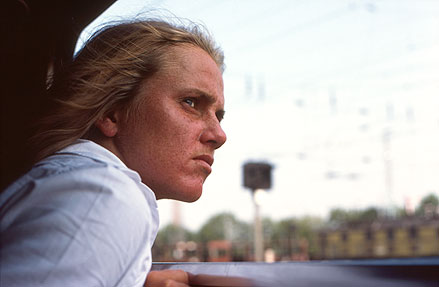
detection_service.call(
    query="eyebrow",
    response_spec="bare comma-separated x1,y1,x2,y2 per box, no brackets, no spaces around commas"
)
184,88,217,103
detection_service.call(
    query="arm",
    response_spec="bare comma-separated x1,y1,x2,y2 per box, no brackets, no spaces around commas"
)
145,269,254,287
145,270,190,287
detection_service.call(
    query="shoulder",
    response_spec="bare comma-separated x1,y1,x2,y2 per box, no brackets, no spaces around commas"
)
3,152,156,230
3,153,150,216
0,153,158,286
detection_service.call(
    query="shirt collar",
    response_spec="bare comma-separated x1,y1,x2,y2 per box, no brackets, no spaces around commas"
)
56,139,158,206
58,139,127,169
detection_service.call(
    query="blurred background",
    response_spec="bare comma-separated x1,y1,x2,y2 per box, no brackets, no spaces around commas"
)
79,0,439,262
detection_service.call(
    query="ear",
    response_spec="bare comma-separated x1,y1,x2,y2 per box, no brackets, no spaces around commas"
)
95,113,119,138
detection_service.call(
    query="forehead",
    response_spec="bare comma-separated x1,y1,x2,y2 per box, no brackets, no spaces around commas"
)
167,44,222,72
167,45,223,77
156,45,225,104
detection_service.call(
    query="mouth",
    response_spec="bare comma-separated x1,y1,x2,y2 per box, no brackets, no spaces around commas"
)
194,154,214,173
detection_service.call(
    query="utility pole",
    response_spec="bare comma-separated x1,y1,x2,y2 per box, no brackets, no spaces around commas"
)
252,189,264,261
382,128,394,212
383,103,394,213
243,162,273,261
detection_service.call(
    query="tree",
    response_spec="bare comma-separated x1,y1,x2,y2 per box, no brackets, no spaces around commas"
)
196,213,252,261
329,208,351,223
154,224,195,246
197,212,251,243
329,207,382,225
152,224,195,261
270,216,323,260
415,193,439,218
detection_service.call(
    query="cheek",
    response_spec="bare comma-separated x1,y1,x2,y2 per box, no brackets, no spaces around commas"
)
157,114,200,144
131,104,202,163
143,122,192,162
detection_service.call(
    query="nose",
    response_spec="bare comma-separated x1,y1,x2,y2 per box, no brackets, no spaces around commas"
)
200,119,227,150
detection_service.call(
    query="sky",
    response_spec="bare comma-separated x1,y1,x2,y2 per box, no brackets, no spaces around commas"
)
78,0,439,231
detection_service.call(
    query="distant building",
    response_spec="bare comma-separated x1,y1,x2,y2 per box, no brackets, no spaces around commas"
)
317,217,439,259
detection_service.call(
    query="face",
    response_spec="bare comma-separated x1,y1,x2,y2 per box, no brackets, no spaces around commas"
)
112,45,226,202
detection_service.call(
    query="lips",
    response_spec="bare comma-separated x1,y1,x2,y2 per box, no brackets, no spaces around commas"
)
194,154,214,174
194,154,214,166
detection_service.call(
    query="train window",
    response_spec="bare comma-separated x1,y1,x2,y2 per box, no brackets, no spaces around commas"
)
79,0,439,263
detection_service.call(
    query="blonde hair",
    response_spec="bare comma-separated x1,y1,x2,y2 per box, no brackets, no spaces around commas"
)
33,19,224,162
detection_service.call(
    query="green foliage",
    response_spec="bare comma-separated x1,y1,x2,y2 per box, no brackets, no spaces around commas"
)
155,223,195,246
327,193,439,225
152,223,196,261
262,217,275,242
415,193,439,217
329,207,381,225
197,212,251,243
269,216,323,259
153,193,439,261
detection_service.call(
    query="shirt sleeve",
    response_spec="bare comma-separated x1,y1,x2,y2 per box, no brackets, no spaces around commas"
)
0,165,157,287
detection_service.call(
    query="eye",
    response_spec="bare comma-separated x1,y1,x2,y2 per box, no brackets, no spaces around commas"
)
183,98,196,108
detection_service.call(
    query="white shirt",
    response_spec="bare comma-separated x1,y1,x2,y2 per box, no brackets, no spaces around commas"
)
0,140,159,287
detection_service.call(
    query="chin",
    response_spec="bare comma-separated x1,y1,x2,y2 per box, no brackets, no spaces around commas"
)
171,184,203,202
154,184,203,202
179,189,203,203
